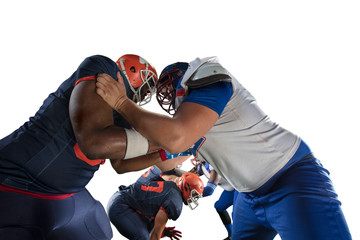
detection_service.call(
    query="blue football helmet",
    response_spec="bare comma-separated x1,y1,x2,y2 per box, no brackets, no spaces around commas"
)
156,62,189,115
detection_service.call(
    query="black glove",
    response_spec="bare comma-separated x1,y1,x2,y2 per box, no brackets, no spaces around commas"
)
161,226,182,240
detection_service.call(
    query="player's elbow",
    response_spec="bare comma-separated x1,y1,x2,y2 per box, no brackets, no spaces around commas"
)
114,168,125,174
113,165,127,174
161,135,190,154
77,139,104,160
81,148,102,160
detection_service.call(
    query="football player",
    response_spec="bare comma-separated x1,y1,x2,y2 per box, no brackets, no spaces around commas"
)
193,160,237,240
0,54,188,240
107,165,204,240
96,56,352,239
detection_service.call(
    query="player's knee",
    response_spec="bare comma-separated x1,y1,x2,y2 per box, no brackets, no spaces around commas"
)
214,200,227,212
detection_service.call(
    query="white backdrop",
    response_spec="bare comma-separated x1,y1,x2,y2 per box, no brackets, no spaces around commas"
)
0,1,359,239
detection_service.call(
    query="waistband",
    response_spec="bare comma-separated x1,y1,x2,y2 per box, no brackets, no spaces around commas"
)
0,184,75,200
248,139,314,196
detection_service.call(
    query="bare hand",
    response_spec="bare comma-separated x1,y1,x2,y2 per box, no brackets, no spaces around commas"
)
96,72,128,110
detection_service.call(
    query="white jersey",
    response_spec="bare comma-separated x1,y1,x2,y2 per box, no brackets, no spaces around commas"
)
201,164,235,192
176,57,301,192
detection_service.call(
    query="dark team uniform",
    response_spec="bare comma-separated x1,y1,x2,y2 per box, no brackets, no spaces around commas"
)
0,55,130,239
107,166,183,240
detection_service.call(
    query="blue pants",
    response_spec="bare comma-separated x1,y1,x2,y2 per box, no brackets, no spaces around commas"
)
107,191,153,240
0,188,112,240
214,189,236,212
232,157,352,240
214,189,238,237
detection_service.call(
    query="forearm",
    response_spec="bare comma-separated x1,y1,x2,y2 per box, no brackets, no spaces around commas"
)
209,170,221,184
149,140,161,152
150,231,162,240
77,125,127,160
111,151,162,174
115,99,185,152
79,125,161,161
96,72,218,153
150,209,168,240
156,155,189,172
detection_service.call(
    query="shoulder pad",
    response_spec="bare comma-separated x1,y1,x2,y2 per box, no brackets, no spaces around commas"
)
186,62,231,89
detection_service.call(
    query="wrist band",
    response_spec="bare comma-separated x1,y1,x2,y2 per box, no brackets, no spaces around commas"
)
158,149,168,161
124,128,149,159
207,181,217,190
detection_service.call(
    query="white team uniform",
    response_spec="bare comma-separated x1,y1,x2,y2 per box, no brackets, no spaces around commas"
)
173,57,351,239
200,163,234,192
176,57,301,192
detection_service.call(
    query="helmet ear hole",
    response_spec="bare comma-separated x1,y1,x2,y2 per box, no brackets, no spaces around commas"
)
130,66,136,73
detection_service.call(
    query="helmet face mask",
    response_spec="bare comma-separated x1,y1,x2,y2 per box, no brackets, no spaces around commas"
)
135,68,157,105
156,69,179,115
156,62,188,115
185,189,202,210
116,54,158,106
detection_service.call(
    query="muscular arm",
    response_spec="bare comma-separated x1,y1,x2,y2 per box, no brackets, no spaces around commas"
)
150,208,168,240
155,155,189,172
69,79,156,160
110,151,162,174
96,73,219,153
129,101,218,153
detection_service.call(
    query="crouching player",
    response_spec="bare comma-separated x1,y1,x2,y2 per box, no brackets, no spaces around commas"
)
107,165,204,240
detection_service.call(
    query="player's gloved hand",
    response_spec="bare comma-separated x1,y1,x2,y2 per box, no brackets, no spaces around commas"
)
161,226,182,240
196,163,204,176
158,149,192,162
202,181,217,197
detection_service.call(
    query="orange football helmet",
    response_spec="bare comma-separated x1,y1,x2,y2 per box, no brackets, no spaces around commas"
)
177,172,204,210
116,54,158,105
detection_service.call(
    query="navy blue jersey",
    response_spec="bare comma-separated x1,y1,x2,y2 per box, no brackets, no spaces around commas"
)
119,166,183,221
135,166,164,185
134,166,179,186
0,55,130,195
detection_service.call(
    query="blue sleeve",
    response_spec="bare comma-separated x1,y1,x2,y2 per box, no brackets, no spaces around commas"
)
72,55,130,128
135,166,163,185
75,55,120,81
162,184,183,221
183,81,233,116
